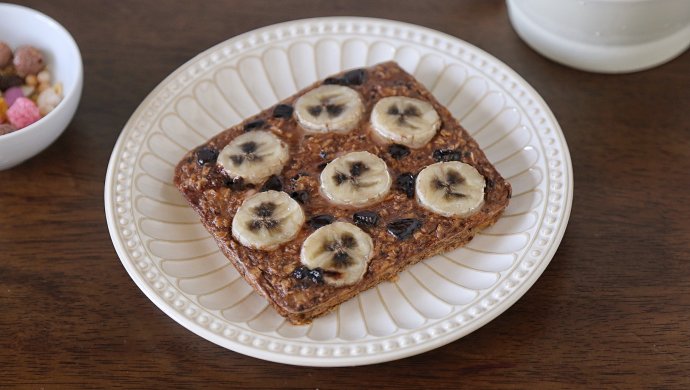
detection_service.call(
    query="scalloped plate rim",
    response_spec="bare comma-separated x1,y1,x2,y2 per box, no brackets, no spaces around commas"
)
105,16,573,367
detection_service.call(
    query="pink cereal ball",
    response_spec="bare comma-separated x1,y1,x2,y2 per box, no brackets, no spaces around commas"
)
4,86,25,107
0,41,11,67
7,97,41,129
13,46,46,77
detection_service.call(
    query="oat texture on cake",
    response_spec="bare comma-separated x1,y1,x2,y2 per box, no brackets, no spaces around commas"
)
174,61,511,324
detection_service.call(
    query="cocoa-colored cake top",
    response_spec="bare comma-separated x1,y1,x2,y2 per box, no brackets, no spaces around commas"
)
174,61,510,321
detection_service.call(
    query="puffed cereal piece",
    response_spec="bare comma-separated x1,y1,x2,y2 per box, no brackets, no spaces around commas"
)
0,97,8,123
0,42,11,68
4,86,24,107
13,46,45,77
7,97,41,128
37,87,63,116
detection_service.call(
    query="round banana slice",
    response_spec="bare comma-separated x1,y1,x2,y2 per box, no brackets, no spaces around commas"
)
218,131,289,184
232,190,305,250
300,222,373,287
294,85,364,133
370,96,441,148
415,161,486,217
320,151,391,207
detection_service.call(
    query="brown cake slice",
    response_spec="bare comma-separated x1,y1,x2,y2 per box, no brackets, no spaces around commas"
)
174,61,511,324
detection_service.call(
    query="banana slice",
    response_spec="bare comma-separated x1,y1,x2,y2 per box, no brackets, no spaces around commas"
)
370,96,441,148
218,131,289,184
294,85,364,133
300,222,373,287
231,190,305,250
320,151,391,207
415,161,485,217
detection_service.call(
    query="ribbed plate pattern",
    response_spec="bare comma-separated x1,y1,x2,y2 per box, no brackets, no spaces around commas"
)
105,17,572,366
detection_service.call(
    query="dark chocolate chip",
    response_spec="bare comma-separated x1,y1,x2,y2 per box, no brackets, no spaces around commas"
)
244,119,265,131
396,172,416,198
272,104,294,118
308,268,324,284
387,218,423,240
223,176,246,191
322,68,365,86
317,161,330,171
292,265,309,280
463,151,472,159
323,77,342,85
195,147,218,166
353,211,379,228
308,214,335,229
342,68,366,85
260,175,283,192
433,149,462,162
0,75,23,92
319,151,328,159
290,190,309,204
388,144,410,159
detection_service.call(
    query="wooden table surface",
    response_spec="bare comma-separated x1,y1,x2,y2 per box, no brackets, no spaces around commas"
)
2,0,689,388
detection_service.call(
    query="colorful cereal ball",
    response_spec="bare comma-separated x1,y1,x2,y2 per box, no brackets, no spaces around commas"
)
0,96,8,123
13,46,46,77
4,86,24,107
0,41,11,67
37,87,63,116
7,97,41,129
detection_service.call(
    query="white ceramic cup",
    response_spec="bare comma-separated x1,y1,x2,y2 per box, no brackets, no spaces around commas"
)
507,0,690,73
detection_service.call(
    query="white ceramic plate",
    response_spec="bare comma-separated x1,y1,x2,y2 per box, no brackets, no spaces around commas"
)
105,17,572,367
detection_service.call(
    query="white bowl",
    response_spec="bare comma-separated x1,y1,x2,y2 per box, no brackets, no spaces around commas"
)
0,3,83,170
507,0,690,73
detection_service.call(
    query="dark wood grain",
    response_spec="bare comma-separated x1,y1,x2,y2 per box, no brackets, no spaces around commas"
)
1,0,689,388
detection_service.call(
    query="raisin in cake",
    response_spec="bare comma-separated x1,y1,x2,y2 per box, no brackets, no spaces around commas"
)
174,61,511,324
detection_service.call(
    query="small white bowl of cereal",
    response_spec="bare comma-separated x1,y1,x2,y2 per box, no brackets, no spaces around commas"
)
0,3,83,170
